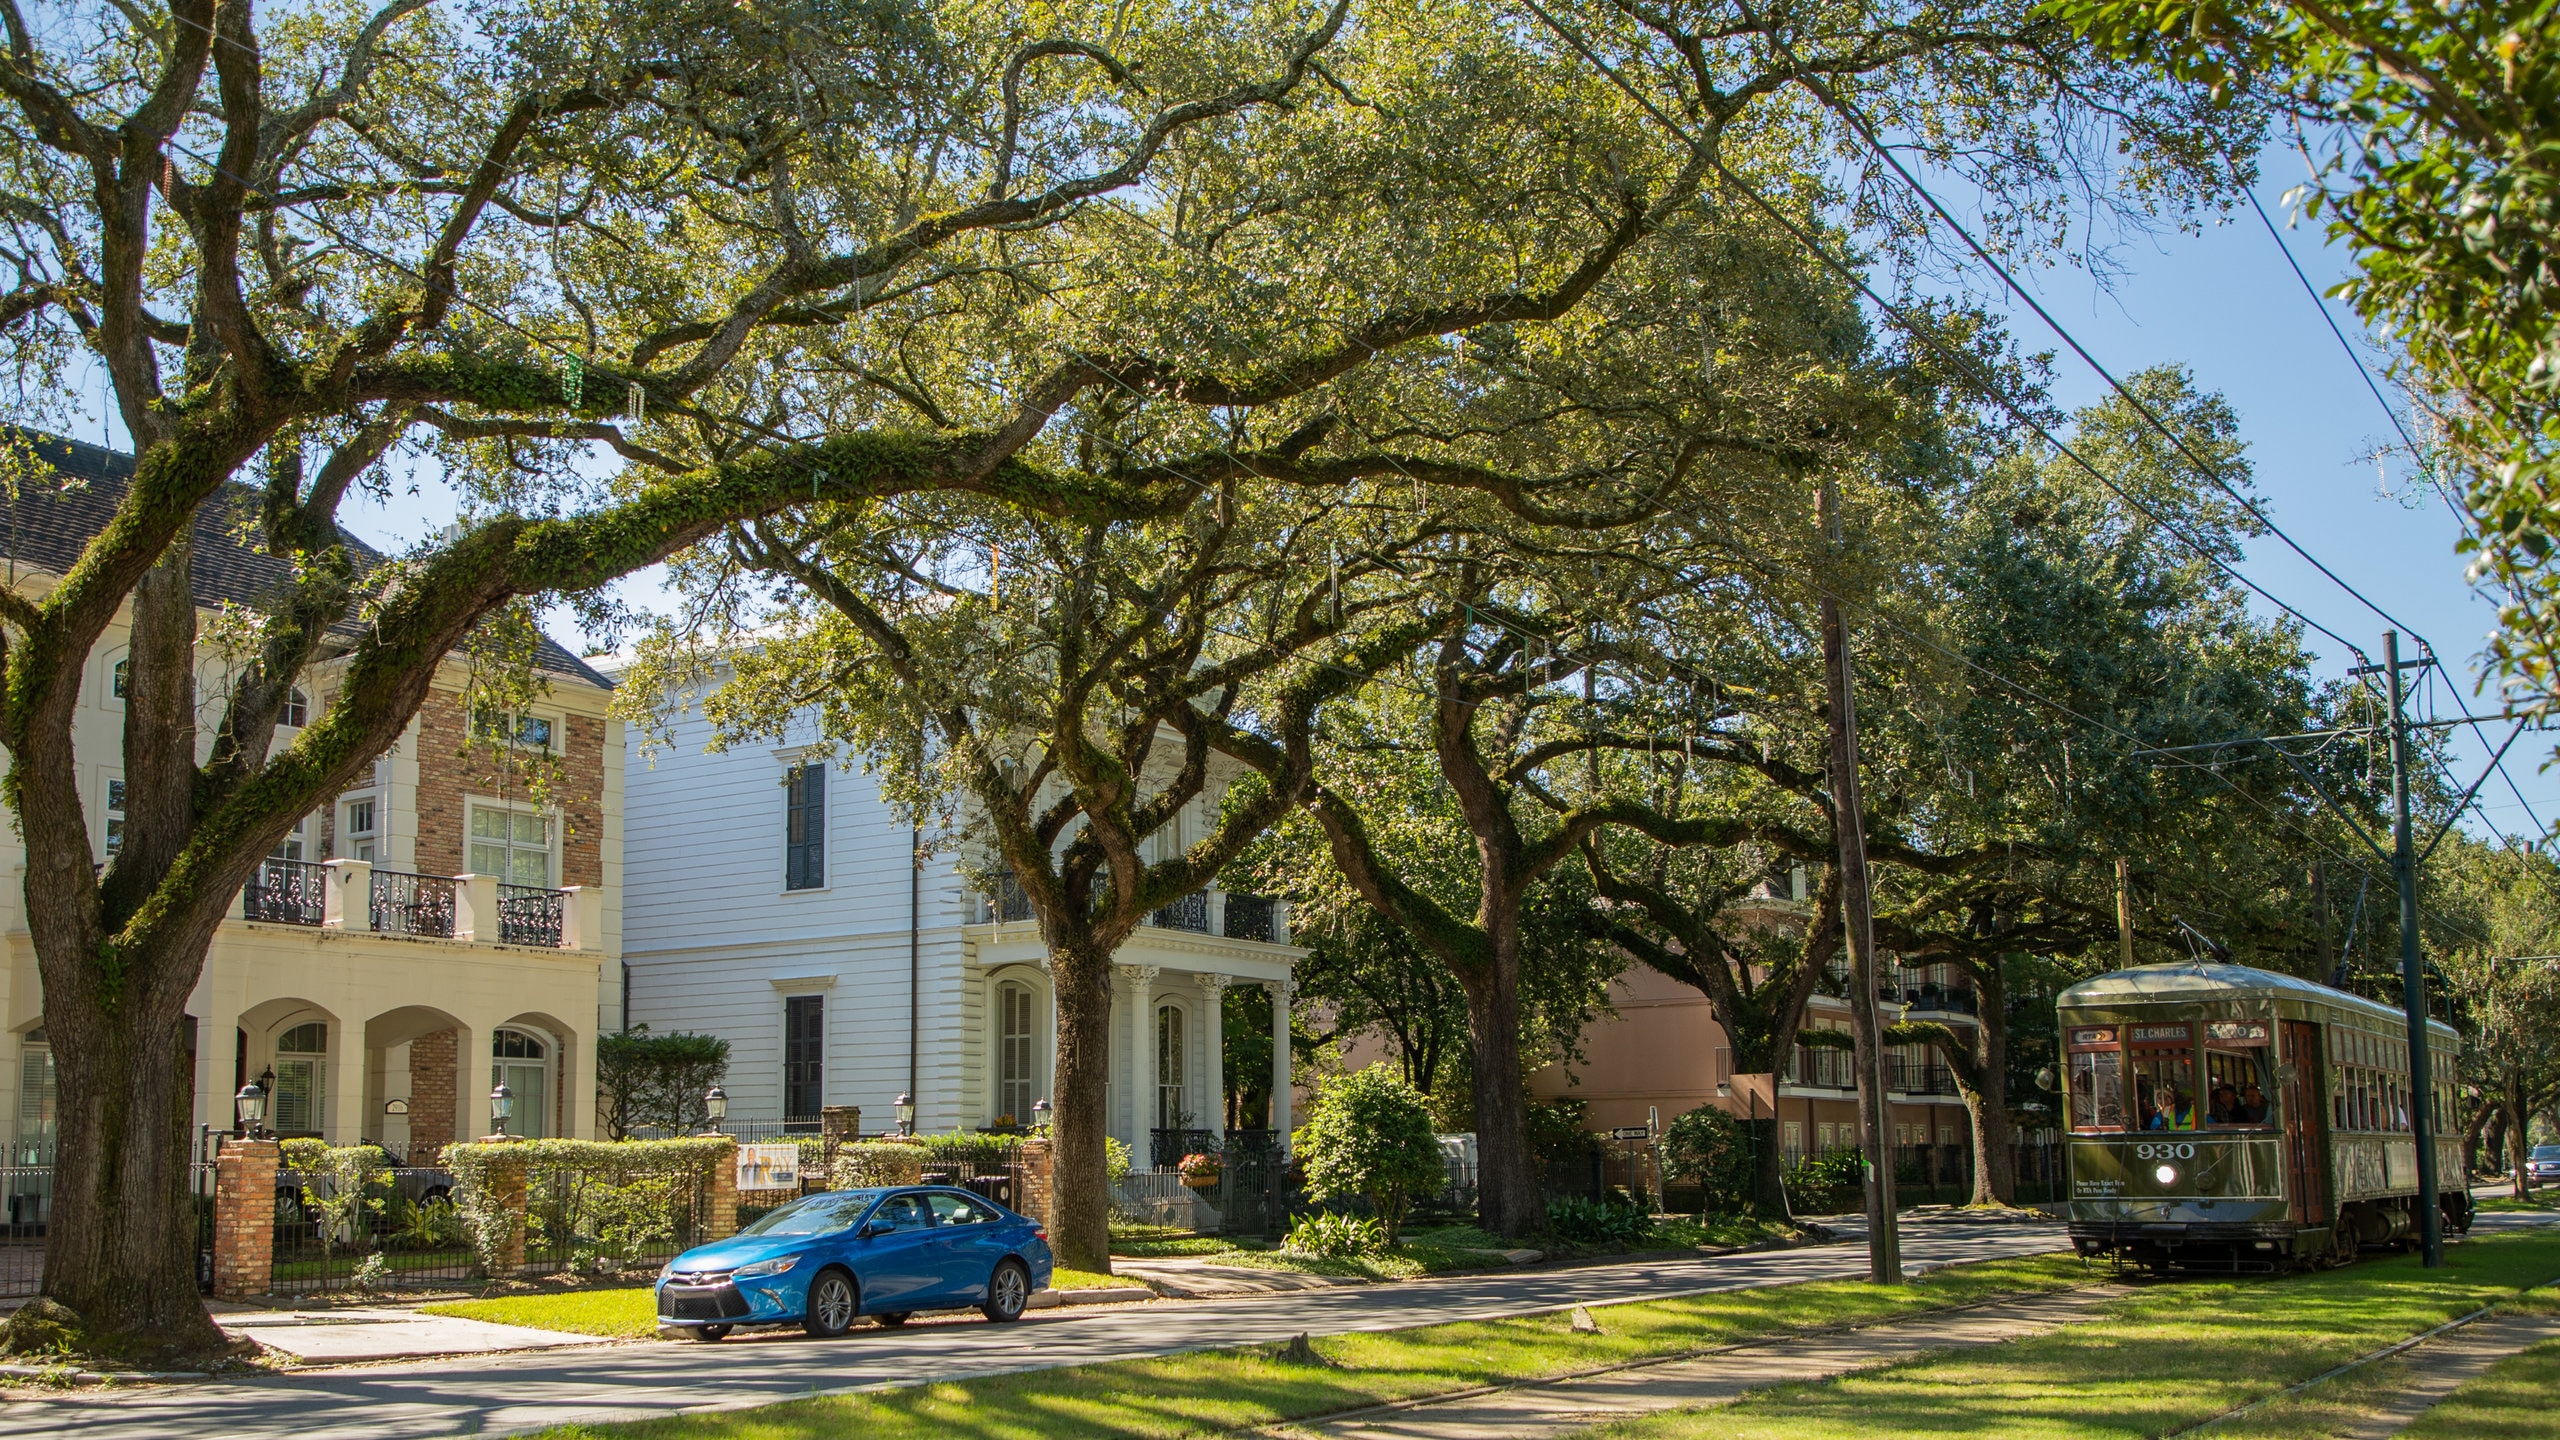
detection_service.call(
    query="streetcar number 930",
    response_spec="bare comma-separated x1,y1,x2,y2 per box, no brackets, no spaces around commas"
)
2133,1142,2195,1160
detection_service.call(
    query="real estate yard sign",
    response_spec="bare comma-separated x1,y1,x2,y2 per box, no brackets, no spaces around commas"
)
737,1142,801,1191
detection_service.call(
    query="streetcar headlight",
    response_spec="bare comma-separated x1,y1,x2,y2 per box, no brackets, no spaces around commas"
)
2153,1163,2179,1186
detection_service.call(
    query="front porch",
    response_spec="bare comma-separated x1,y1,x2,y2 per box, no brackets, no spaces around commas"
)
964,888,1304,1169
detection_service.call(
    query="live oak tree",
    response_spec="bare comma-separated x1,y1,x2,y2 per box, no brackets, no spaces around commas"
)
0,0,1606,1348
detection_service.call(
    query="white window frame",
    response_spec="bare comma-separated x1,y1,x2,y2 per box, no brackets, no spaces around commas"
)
995,979,1039,1126
338,793,381,862
98,769,124,861
473,708,558,754
100,648,127,710
464,797,561,888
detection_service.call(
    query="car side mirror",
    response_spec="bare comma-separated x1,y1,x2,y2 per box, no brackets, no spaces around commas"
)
860,1221,888,1239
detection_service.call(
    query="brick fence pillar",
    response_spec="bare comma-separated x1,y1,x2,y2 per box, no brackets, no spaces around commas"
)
1017,1137,1054,1234
479,1138,530,1276
818,1106,862,1191
704,1136,740,1241
213,1138,279,1299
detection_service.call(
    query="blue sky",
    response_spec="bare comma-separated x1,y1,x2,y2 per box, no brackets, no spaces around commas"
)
284,146,2553,846
1937,156,2556,845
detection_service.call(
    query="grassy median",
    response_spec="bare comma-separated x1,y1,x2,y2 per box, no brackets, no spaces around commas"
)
519,1253,2088,1440
1586,1229,2560,1440
422,1267,1141,1338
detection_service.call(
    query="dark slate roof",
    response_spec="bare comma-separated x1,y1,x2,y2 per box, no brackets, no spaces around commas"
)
0,430,611,689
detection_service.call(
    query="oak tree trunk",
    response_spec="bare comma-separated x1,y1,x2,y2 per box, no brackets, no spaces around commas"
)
1048,939,1116,1272
1458,956,1541,1238
1965,966,2015,1206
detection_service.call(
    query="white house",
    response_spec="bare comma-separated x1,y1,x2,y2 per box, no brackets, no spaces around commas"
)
611,673,1304,1165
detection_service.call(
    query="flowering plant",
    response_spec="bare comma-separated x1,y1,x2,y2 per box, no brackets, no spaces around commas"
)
1178,1152,1223,1180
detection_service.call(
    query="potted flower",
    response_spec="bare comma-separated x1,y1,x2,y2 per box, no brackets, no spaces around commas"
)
1178,1152,1223,1190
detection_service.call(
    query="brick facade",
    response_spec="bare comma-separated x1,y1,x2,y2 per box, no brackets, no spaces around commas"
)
213,1139,280,1299
1017,1138,1054,1234
705,1136,740,1241
408,1028,457,1161
411,689,606,889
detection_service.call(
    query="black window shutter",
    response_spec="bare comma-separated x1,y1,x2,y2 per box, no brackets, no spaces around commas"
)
785,764,825,889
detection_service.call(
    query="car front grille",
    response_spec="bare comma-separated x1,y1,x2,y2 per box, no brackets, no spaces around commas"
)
660,1272,751,1321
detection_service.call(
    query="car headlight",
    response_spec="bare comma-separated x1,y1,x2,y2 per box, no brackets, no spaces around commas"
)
657,1262,675,1284
731,1255,800,1279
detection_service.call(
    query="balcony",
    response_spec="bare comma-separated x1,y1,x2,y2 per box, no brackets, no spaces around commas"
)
235,859,601,951
242,859,327,927
1892,1061,1961,1097
1887,983,1979,1016
974,877,1288,943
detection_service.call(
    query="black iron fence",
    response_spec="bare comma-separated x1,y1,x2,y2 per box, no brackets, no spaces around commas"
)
271,1158,474,1294
1222,894,1277,943
522,1156,710,1280
498,884,565,947
243,858,327,926
1147,891,1210,933
370,869,456,937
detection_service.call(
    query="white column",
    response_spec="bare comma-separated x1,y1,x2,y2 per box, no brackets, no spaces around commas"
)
1124,965,1160,1166
1269,981,1294,1145
326,1023,368,1145
321,859,373,931
1039,957,1058,1110
1200,973,1230,1133
453,873,499,943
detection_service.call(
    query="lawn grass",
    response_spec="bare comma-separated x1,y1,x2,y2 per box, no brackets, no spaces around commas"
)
2475,1193,2555,1213
423,1269,1137,1335
1578,1229,2560,1440
1048,1267,1142,1291
422,1287,660,1339
2399,1337,2560,1439
521,1252,2090,1440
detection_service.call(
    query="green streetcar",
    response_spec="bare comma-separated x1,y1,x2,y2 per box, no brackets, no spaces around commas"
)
2058,961,2471,1271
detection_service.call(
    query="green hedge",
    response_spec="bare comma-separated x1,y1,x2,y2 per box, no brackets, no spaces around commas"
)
445,1137,732,1277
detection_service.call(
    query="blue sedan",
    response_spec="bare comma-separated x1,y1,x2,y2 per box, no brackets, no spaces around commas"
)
656,1186,1053,1340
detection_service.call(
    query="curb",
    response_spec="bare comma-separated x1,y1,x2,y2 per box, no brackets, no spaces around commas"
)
1034,1286,1157,1308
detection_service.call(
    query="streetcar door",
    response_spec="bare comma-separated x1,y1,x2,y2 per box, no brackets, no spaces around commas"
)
2281,1019,2327,1224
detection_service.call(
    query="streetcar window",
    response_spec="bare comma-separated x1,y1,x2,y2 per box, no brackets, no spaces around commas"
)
2204,1047,2271,1126
2069,1049,2125,1131
2131,1052,2196,1131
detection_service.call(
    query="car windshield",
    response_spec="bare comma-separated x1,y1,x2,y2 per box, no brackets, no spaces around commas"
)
738,1189,883,1237
2533,1146,2560,1161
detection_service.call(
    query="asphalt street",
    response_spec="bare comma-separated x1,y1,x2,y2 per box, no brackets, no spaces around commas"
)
10,1214,2069,1440
23,1207,2551,1440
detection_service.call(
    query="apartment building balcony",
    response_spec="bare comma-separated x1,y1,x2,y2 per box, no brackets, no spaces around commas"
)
238,858,604,952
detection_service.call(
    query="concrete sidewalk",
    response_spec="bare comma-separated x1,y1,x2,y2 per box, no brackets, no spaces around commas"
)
2336,1312,2560,1440
215,1309,607,1364
1279,1285,2130,1440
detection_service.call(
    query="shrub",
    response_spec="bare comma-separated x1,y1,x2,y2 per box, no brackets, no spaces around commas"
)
1660,1105,1758,1216
1785,1147,1866,1213
832,1140,927,1189
1284,1211,1387,1258
444,1137,731,1278
1546,1195,1657,1249
1106,1135,1132,1183
1296,1064,1445,1243
595,1026,730,1138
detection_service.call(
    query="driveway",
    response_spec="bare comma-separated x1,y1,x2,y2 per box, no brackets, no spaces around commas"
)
8,1215,2068,1440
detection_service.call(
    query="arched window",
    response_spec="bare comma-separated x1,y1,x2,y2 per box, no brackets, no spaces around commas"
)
273,1021,327,1135
109,658,127,700
492,1027,551,1138
281,688,308,729
1155,1004,1186,1130
997,982,1036,1124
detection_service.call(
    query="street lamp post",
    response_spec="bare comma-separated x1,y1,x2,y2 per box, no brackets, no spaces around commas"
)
234,1081,266,1139
489,1082,515,1139
894,1092,916,1137
703,1085,728,1136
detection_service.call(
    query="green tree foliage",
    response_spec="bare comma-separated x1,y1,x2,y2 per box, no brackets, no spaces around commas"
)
1295,1063,1447,1243
595,1027,732,1140
2044,0,2560,723
1660,1104,1761,1216
2429,837,2560,1193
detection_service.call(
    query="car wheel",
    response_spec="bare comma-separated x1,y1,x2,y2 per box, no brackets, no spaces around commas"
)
803,1269,859,1338
872,1311,911,1328
982,1259,1030,1323
690,1325,732,1343
422,1187,453,1208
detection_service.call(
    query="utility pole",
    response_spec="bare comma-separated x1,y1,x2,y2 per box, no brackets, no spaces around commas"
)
2353,631,2445,1267
1820,481,1900,1284
2116,858,2135,969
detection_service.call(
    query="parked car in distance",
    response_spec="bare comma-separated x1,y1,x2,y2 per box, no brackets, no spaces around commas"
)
2529,1145,2560,1184
657,1186,1053,1341
274,1142,453,1225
